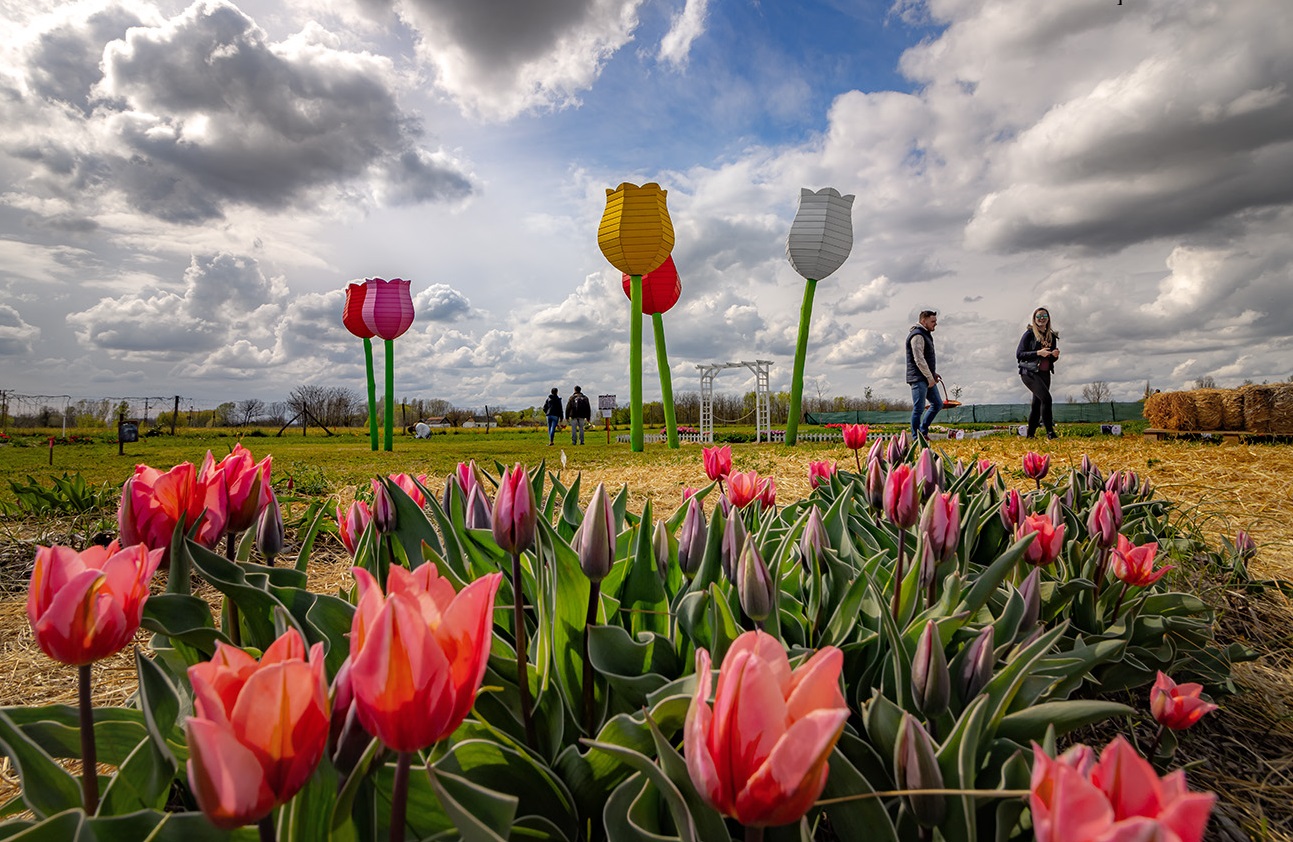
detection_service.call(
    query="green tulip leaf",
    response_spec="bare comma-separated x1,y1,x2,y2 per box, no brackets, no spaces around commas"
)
996,700,1135,743
0,710,82,820
140,594,227,658
426,765,517,842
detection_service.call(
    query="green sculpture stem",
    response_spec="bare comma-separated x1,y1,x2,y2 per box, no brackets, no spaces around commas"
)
363,337,378,452
653,313,679,449
630,274,644,452
785,277,818,445
384,338,394,452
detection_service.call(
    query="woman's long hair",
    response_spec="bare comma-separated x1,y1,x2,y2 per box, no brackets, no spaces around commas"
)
1029,308,1056,347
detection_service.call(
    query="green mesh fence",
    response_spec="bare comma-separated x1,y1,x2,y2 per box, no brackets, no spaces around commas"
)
805,402,1145,426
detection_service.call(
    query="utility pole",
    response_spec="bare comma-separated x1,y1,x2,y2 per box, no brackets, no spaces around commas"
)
171,395,180,435
0,389,9,430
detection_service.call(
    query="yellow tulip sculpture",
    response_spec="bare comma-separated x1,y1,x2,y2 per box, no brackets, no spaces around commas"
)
598,182,675,452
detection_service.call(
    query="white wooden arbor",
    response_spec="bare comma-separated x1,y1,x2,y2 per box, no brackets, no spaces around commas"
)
696,360,774,443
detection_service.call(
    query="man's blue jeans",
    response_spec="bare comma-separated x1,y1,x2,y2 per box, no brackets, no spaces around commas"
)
910,380,943,438
547,415,560,443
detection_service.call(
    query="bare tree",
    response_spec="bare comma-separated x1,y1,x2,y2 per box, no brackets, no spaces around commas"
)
1193,376,1217,389
443,407,474,427
1081,381,1112,403
236,398,266,426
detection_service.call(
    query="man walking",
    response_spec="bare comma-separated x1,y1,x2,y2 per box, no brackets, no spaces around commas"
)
905,310,943,440
543,387,564,446
566,385,592,445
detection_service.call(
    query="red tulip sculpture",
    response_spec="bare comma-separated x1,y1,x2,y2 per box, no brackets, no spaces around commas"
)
785,188,854,445
343,278,415,451
622,254,683,447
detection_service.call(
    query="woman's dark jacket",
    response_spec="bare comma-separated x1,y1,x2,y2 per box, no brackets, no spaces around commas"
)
1016,330,1058,374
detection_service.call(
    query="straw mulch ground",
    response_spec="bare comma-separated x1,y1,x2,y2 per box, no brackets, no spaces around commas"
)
1,434,1291,839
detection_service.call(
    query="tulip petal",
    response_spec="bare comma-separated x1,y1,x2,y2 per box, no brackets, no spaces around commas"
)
712,651,789,794
1092,738,1164,821
784,647,844,721
187,718,275,830
734,707,849,826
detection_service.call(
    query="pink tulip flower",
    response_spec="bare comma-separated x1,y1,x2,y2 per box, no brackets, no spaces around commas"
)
841,423,868,451
199,444,272,535
492,464,537,555
999,488,1024,532
1016,514,1065,566
703,445,733,482
1111,535,1172,587
808,460,837,490
883,464,920,529
389,473,429,508
727,470,767,510
1023,451,1050,485
336,500,372,556
1150,672,1219,731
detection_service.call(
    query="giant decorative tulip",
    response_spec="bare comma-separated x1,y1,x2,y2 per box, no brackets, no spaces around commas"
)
703,445,733,483
200,443,272,537
1150,672,1218,731
28,542,162,666
685,630,848,827
343,281,380,450
357,277,416,452
1111,535,1172,587
784,188,855,445
1030,737,1215,842
348,565,502,753
623,255,683,448
1016,514,1065,566
119,461,225,566
599,182,675,452
186,629,329,830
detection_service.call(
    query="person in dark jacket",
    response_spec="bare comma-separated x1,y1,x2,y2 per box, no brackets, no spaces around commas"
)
1016,307,1060,439
542,387,564,445
565,386,592,445
905,310,943,439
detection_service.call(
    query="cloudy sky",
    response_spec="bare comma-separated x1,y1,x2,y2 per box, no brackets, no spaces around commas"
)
2,0,1291,414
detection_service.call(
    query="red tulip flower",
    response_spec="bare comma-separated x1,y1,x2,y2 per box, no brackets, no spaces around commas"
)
685,630,848,827
348,565,502,753
883,464,920,529
1111,535,1172,587
703,445,733,482
200,444,272,535
1016,514,1065,566
1150,672,1218,731
336,500,371,556
389,473,429,508
841,423,868,451
342,282,375,339
727,470,768,510
1023,451,1050,486
360,277,415,340
119,461,225,563
186,629,330,830
621,254,681,314
27,542,162,665
808,461,836,490
491,464,537,556
1030,737,1215,842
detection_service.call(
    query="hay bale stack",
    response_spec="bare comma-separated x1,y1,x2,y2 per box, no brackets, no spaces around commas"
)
1220,389,1245,431
1272,383,1293,434
1144,390,1198,431
1192,389,1224,431
1241,384,1276,433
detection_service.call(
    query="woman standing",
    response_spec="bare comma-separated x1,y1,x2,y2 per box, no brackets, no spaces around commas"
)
1017,307,1060,439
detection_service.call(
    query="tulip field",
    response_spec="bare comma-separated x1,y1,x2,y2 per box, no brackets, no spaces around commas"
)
1,427,1292,841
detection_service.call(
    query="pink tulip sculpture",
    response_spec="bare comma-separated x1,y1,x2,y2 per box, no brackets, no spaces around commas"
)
343,278,415,451
623,254,683,447
785,188,855,445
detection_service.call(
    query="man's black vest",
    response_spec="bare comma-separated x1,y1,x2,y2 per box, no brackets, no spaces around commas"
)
905,325,936,384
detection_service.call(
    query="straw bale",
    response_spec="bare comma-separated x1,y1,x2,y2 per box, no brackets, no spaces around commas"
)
1241,384,1276,433
1221,388,1246,431
1192,388,1224,431
1272,383,1293,435
1144,390,1197,431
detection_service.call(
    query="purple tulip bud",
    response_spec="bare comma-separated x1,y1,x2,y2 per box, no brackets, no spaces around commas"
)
440,473,455,512
800,507,828,570
999,488,1023,532
737,536,775,623
919,492,960,562
1105,470,1124,496
865,457,886,511
255,487,284,562
652,520,672,579
912,620,950,717
1086,490,1122,549
1018,567,1041,633
721,508,746,581
1234,529,1256,561
371,479,397,534
895,714,946,827
1062,478,1076,510
465,484,492,530
1046,494,1064,529
914,448,939,498
959,625,996,702
677,497,707,577
867,437,885,467
492,463,537,555
887,432,907,465
952,458,967,478
576,482,615,582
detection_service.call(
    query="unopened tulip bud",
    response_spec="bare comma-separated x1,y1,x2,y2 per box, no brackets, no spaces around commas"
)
737,537,775,623
884,464,920,529
577,483,615,582
721,509,747,582
1022,451,1050,482
1046,494,1064,528
865,457,886,511
440,473,455,512
465,484,492,530
677,497,707,578
914,448,939,498
371,480,397,534
255,488,284,562
999,488,1023,532
959,626,995,702
492,464,537,555
1105,470,1124,496
912,621,950,717
653,520,672,579
800,507,828,570
866,437,884,467
952,458,966,477
1086,490,1122,549
1018,567,1041,633
919,492,960,562
887,432,908,465
895,715,946,828
1234,530,1256,561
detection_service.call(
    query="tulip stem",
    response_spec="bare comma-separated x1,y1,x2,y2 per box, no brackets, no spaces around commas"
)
854,449,862,474
363,337,378,451
653,313,679,449
744,826,765,842
512,550,538,749
258,815,276,842
1111,582,1129,623
78,664,99,815
582,581,601,735
891,528,907,621
384,339,394,452
225,532,242,647
785,277,818,446
629,274,644,452
1144,724,1166,767
1094,546,1111,596
390,750,412,842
